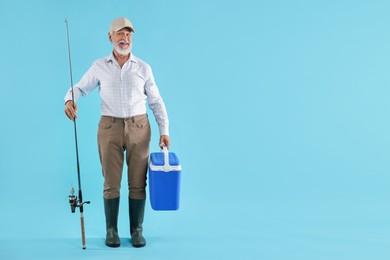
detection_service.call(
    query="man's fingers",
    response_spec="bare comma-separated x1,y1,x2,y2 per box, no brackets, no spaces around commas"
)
71,110,77,121
65,107,77,121
159,135,170,149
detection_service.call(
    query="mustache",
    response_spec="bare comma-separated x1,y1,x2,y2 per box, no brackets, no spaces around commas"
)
118,40,129,44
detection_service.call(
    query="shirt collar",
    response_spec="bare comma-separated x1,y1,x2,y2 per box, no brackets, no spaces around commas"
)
105,52,137,63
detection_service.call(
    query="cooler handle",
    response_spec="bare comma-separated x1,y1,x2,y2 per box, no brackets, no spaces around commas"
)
162,146,171,171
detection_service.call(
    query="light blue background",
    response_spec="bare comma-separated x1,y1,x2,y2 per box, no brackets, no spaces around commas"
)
0,0,389,259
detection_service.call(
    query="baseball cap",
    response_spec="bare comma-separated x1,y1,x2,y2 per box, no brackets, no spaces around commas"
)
109,17,135,33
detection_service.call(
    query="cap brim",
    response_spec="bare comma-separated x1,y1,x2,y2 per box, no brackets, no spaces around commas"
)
114,26,134,32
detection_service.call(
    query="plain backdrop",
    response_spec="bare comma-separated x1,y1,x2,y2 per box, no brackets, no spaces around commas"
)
0,0,389,259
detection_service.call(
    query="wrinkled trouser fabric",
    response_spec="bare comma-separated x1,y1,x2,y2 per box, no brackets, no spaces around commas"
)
98,114,151,199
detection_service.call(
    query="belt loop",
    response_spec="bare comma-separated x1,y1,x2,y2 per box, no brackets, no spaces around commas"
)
131,116,135,123
111,117,116,123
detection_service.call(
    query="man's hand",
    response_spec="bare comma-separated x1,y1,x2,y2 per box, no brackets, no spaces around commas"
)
159,135,170,149
64,100,78,121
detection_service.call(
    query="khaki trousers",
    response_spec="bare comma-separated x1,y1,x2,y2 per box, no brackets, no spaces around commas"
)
97,114,151,199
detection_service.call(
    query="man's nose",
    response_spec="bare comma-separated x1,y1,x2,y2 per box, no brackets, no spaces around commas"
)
122,34,130,40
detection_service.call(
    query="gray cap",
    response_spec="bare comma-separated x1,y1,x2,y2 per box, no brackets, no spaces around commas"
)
109,17,135,33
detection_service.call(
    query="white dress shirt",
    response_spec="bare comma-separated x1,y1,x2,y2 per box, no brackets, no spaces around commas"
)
64,53,169,136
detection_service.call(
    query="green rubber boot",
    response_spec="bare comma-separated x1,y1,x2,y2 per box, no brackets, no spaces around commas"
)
104,197,120,247
129,198,146,247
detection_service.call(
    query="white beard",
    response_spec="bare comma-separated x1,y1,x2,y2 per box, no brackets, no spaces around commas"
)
112,41,132,55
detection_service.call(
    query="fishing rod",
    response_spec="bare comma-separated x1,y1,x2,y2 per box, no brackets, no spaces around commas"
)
65,18,90,250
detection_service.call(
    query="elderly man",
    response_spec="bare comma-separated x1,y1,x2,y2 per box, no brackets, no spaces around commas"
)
64,17,170,248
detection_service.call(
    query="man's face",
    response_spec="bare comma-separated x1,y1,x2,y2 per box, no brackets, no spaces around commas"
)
109,28,133,55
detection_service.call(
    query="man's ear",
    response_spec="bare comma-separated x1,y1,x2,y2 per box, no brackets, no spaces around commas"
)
108,32,112,43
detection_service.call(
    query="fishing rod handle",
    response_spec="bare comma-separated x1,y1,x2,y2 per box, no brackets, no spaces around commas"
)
80,213,86,249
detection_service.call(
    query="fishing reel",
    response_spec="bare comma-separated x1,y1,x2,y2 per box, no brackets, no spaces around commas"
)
69,187,90,213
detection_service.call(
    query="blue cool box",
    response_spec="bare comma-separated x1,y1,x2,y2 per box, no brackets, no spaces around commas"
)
148,150,182,210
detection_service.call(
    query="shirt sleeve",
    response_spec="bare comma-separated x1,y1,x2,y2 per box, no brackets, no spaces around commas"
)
64,63,99,103
144,65,169,136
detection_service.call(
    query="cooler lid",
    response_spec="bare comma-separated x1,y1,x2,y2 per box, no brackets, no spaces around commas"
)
150,152,180,166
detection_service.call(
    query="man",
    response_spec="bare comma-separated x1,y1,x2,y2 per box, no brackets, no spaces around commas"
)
64,17,170,248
